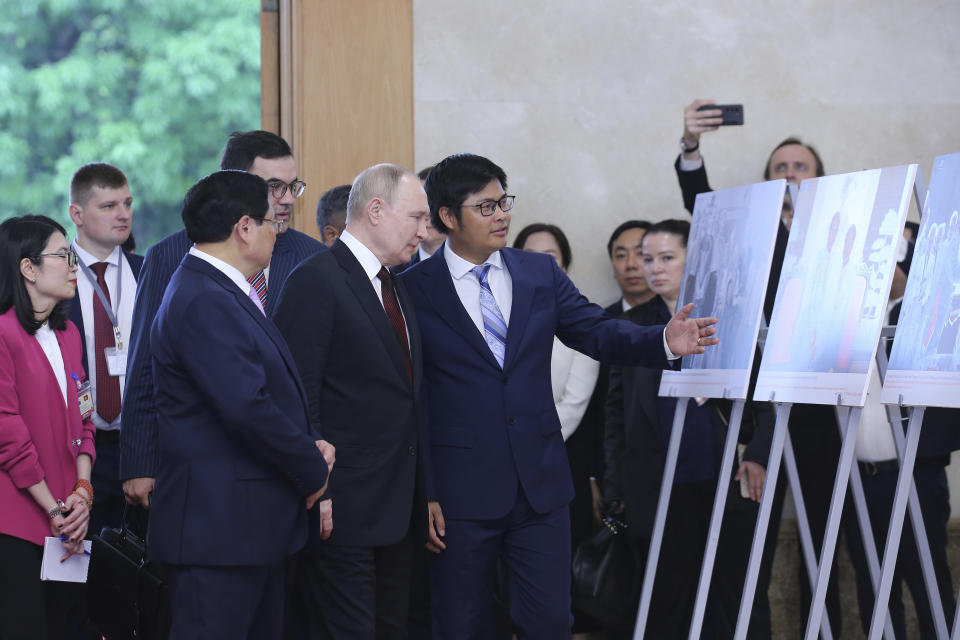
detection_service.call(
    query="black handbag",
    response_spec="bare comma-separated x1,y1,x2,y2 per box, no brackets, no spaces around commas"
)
87,506,170,640
571,516,638,628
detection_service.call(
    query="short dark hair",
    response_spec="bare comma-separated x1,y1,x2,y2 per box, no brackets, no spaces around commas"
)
904,221,920,243
513,223,572,270
220,130,294,171
417,166,434,182
644,219,691,248
763,137,825,180
70,162,128,205
606,220,652,257
181,171,270,244
316,184,350,233
424,154,507,232
0,215,70,334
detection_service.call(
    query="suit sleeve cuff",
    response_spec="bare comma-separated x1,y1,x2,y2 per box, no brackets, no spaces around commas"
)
678,154,704,172
663,329,680,361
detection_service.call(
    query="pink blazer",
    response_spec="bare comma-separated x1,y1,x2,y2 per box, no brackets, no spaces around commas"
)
0,308,96,545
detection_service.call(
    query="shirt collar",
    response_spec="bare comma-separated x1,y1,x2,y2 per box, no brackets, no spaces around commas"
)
339,230,384,281
444,243,503,281
73,241,121,268
188,246,253,296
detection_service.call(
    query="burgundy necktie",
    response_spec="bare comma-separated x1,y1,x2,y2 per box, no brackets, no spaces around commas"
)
377,266,412,382
248,269,267,308
90,262,121,422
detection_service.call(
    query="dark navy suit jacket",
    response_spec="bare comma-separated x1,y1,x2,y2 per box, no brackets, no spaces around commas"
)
273,240,427,547
399,247,671,521
68,249,144,377
120,228,324,480
148,254,327,565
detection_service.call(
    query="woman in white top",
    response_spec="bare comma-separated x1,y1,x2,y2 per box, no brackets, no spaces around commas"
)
0,215,95,640
514,223,601,637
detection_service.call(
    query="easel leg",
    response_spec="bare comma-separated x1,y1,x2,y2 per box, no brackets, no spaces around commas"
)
868,407,926,639
844,427,897,638
782,432,834,640
688,400,745,640
633,397,689,639
734,403,790,640
804,407,862,640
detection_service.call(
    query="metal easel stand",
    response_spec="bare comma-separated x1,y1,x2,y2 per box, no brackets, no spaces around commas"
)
734,401,792,640
804,405,863,640
867,406,932,639
687,397,746,640
870,325,949,639
633,396,689,639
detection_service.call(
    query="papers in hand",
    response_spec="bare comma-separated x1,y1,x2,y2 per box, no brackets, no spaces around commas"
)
40,536,92,582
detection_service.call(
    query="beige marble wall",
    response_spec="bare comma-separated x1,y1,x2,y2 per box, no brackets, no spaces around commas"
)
414,0,960,302
413,0,960,514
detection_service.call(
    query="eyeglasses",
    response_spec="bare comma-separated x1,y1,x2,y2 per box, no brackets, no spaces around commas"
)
259,216,288,233
267,179,306,200
462,195,515,217
37,250,79,268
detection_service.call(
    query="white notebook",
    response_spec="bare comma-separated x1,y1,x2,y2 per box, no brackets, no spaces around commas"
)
39,536,92,582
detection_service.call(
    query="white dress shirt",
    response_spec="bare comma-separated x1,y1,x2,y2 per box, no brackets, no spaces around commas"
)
848,361,898,463
73,242,137,430
189,246,256,297
550,338,600,441
339,230,410,341
35,321,68,408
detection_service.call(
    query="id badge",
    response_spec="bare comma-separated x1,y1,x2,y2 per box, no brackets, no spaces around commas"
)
104,346,127,377
77,380,94,420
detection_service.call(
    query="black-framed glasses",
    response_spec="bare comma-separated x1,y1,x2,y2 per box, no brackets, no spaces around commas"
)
462,195,515,217
259,215,288,233
37,250,79,268
267,179,306,200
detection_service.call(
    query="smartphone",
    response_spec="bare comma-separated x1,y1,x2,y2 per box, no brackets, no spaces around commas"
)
697,103,744,126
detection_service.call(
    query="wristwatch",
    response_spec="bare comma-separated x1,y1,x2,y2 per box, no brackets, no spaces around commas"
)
48,499,67,519
680,138,699,153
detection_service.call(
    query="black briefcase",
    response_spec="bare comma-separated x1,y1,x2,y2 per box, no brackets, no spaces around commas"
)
87,508,170,640
571,516,638,628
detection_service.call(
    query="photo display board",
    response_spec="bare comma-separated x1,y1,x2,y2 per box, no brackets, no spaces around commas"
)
659,179,785,399
882,153,960,407
754,165,917,406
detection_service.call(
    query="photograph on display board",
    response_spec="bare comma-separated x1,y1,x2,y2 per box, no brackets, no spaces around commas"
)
754,164,917,406
659,179,784,399
882,152,960,408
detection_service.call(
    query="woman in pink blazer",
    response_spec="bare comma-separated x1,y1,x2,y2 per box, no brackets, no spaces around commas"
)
0,215,96,640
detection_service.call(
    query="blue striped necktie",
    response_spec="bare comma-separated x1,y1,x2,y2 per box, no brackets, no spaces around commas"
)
471,264,507,367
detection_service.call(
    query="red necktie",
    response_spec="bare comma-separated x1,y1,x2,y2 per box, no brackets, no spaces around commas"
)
377,267,412,382
248,269,267,308
90,262,121,422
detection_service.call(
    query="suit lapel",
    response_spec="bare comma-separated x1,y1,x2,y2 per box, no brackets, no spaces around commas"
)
499,249,533,371
264,231,292,316
331,241,412,387
417,249,500,370
395,278,421,390
183,255,309,402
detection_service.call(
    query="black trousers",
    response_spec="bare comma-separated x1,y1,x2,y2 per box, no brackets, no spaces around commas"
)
0,533,85,640
611,480,766,640
845,463,954,639
790,405,845,639
298,534,414,639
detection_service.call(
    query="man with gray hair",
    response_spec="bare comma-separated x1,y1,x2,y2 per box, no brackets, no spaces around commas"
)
273,163,430,638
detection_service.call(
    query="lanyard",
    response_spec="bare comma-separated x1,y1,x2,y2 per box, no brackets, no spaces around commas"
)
75,247,124,348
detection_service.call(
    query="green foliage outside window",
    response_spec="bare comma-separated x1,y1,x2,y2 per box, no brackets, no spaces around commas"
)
0,0,261,249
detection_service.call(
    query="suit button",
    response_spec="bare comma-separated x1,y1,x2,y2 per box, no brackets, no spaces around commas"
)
508,417,516,425
502,376,508,385
408,446,416,456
